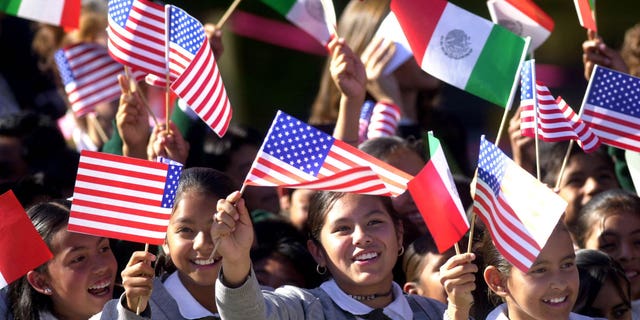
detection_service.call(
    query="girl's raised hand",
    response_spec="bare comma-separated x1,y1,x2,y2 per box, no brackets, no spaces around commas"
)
212,191,253,286
121,251,156,313
329,37,366,101
440,253,477,320
147,121,190,164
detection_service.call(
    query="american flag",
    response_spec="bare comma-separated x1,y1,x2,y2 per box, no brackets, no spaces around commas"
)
168,6,232,137
473,136,566,272
582,66,640,152
520,80,600,152
55,43,144,116
69,151,182,245
244,111,413,197
0,190,53,289
107,0,173,85
367,102,401,139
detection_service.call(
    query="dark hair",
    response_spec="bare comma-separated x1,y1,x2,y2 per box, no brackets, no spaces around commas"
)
402,234,440,283
574,189,640,248
539,141,613,187
480,229,512,305
251,217,322,288
573,249,630,318
8,199,71,320
358,136,425,163
155,167,236,275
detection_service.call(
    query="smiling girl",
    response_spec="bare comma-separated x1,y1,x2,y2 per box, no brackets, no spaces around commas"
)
213,191,476,319
96,167,236,319
483,222,595,320
9,199,117,320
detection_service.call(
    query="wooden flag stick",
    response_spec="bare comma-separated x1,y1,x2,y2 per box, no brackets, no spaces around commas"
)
209,183,247,261
135,242,150,315
454,243,461,255
216,0,242,29
164,5,172,134
124,66,159,127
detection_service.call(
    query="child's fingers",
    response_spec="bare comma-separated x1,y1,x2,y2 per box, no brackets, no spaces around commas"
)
126,251,157,268
441,253,476,271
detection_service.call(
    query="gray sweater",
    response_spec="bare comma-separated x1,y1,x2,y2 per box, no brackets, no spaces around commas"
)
215,269,447,320
93,278,220,320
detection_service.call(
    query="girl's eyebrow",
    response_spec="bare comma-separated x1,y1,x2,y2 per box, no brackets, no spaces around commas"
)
69,237,109,252
530,253,575,267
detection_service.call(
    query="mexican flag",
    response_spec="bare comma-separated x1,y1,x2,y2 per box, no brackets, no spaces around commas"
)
574,0,597,32
261,0,336,46
0,190,53,289
0,0,80,28
391,0,529,108
408,132,469,253
487,0,554,52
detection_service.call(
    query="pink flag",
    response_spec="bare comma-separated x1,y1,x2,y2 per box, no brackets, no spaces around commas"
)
244,111,413,197
0,190,53,289
574,0,597,32
54,43,145,116
69,151,182,245
167,6,232,137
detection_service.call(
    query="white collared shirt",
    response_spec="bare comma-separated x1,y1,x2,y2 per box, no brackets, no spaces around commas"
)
320,279,413,320
486,303,601,320
164,271,219,319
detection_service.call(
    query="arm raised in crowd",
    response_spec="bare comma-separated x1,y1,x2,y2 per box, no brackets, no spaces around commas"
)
146,122,189,164
116,74,151,159
582,30,629,80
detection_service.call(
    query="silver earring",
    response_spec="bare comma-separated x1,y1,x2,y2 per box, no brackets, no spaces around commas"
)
398,246,405,256
316,264,327,275
43,288,52,295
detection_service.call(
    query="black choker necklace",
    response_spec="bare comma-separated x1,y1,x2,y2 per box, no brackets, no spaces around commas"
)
349,288,393,301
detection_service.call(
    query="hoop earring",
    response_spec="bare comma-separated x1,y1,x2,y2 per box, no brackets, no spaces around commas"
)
398,246,405,256
316,264,327,275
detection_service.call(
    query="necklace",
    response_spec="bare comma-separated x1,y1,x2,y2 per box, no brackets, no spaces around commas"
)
349,288,393,301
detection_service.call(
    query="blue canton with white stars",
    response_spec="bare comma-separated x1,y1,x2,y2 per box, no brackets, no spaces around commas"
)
263,112,334,177
54,49,74,86
169,6,204,56
161,164,182,208
477,137,507,196
587,67,640,117
520,60,534,101
108,0,133,28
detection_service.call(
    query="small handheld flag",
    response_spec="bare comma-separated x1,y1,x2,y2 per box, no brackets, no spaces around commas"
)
0,190,53,289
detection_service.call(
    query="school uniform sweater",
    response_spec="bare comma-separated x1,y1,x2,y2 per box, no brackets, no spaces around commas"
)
93,275,220,320
215,268,447,320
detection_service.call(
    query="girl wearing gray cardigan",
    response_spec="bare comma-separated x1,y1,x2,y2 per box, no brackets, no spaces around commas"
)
212,190,477,319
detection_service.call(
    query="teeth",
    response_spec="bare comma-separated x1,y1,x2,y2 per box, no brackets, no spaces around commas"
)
193,257,216,265
354,252,378,261
544,296,566,304
89,281,110,290
626,271,638,278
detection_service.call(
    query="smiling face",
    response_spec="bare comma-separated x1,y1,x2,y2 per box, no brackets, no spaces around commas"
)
308,194,402,296
163,191,221,292
503,227,579,320
584,211,640,299
44,231,116,319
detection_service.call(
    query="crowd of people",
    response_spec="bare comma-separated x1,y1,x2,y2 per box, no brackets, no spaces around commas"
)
2,0,640,319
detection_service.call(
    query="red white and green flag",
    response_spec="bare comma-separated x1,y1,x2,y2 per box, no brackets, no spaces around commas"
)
487,0,554,52
574,0,597,32
408,132,469,253
0,190,53,289
0,0,80,29
391,0,529,108
260,0,337,46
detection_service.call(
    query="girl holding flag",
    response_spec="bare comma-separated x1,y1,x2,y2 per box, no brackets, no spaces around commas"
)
95,167,236,319
212,190,477,320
